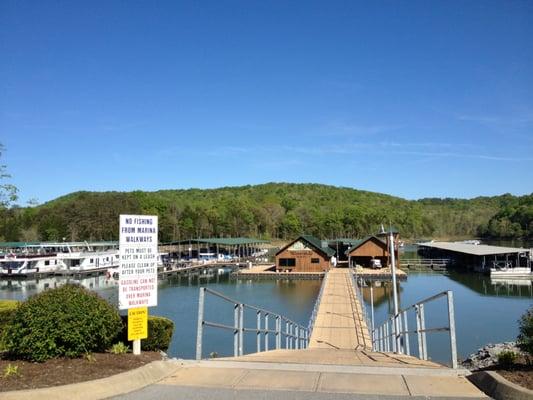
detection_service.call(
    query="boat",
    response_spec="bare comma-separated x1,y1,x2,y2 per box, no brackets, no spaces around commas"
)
0,241,168,277
0,241,119,277
0,254,63,276
490,260,533,278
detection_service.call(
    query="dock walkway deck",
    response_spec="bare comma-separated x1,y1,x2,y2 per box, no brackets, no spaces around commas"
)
309,268,371,350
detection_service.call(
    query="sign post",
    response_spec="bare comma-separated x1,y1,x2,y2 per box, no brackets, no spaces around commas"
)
119,215,158,355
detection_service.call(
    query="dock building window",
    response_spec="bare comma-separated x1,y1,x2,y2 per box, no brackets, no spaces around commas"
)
279,258,296,267
311,258,320,264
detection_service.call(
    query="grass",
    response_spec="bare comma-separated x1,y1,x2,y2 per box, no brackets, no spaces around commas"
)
0,300,19,311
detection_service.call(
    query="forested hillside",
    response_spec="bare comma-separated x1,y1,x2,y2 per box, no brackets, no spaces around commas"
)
0,183,531,242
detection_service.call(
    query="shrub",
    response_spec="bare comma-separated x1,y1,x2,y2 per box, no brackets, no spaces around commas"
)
1,284,122,362
110,342,129,354
0,300,19,350
121,315,174,351
517,306,533,356
497,350,517,368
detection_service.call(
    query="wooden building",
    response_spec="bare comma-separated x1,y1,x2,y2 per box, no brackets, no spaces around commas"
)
346,235,398,269
275,235,335,272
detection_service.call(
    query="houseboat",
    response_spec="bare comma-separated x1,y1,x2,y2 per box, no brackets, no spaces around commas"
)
0,241,120,277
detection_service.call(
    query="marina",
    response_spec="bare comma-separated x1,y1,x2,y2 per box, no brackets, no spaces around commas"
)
1,236,532,366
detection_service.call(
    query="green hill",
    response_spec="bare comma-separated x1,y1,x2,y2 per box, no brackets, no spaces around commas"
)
1,183,531,242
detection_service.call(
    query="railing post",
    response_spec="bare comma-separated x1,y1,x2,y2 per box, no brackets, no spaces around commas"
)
276,316,281,349
415,304,423,359
195,287,205,360
238,303,244,356
256,310,261,353
390,317,396,353
384,321,389,352
370,285,375,338
234,303,239,357
447,291,458,369
397,313,403,354
403,310,410,356
420,303,427,360
265,313,269,351
285,321,289,349
291,323,295,349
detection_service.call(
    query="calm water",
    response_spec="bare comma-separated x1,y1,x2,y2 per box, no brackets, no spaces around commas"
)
1,270,531,364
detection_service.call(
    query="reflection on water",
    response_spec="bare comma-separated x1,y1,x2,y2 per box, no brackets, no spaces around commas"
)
447,271,533,297
1,270,531,362
362,270,532,364
0,275,119,301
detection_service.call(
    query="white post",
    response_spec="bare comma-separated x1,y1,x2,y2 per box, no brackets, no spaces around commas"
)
389,230,401,352
133,339,141,355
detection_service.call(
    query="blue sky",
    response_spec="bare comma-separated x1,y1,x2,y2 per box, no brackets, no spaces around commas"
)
1,1,532,204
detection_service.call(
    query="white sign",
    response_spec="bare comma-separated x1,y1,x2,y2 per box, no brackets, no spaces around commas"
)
119,214,158,310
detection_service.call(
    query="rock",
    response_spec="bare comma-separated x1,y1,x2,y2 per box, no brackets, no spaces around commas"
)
462,342,523,370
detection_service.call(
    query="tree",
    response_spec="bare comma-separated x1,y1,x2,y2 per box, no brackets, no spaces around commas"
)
0,143,18,208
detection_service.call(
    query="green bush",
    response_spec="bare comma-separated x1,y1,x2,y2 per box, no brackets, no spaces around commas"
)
110,342,129,354
517,306,533,356
0,300,19,351
121,315,174,351
497,350,517,368
1,284,122,362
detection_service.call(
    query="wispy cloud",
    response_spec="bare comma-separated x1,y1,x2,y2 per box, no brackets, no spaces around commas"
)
160,142,532,163
321,121,404,136
456,110,533,130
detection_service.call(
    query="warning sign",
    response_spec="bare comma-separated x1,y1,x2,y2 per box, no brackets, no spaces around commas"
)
128,307,148,341
119,214,158,310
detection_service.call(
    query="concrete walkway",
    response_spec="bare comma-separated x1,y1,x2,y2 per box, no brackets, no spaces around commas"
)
111,356,487,399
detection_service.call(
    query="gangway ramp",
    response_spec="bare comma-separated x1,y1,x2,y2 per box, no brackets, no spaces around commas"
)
309,268,371,350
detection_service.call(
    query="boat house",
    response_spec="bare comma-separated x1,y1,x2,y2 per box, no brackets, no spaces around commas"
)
346,236,390,268
275,235,335,272
417,241,532,273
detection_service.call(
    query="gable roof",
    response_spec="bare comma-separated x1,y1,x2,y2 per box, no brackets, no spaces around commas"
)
276,235,335,258
345,235,388,255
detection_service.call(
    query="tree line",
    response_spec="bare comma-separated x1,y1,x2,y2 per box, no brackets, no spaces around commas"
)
0,183,531,243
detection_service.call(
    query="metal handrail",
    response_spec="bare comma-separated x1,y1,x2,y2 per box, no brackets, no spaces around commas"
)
350,267,373,341
307,270,328,337
196,287,310,360
371,290,458,368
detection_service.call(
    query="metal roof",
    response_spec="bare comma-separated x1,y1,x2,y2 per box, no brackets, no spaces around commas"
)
327,238,361,246
417,241,530,256
276,235,335,258
345,236,388,255
0,241,118,248
166,237,269,246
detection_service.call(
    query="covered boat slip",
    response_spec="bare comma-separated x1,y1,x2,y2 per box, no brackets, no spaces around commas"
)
160,237,270,261
417,241,532,272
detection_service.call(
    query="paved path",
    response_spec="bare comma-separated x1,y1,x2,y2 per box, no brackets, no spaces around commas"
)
309,268,371,350
111,356,487,399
